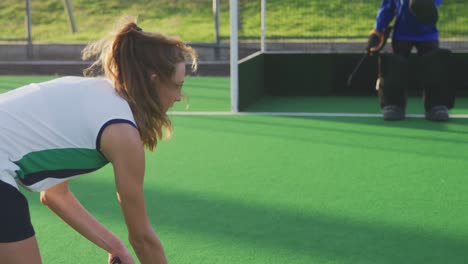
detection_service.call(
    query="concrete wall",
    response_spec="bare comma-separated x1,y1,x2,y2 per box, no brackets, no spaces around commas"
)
1,41,467,76
0,43,231,76
2,41,466,61
0,60,230,76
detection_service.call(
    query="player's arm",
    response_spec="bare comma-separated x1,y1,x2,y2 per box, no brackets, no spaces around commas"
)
100,123,168,264
367,0,395,54
40,181,134,263
375,0,395,32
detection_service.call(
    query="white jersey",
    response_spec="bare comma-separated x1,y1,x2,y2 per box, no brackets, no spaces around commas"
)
0,76,136,191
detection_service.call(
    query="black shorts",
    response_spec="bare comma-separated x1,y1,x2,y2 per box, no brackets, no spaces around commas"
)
0,180,35,242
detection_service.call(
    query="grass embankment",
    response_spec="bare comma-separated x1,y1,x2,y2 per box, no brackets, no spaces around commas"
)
0,0,467,43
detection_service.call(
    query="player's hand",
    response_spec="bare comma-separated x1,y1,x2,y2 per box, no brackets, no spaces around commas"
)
366,29,385,55
108,251,134,264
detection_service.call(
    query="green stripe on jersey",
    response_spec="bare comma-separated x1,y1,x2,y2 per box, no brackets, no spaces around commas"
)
14,148,108,179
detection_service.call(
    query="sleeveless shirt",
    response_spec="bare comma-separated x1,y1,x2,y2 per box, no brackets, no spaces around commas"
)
0,76,136,191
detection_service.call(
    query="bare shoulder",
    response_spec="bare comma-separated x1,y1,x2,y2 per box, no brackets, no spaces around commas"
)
99,123,144,163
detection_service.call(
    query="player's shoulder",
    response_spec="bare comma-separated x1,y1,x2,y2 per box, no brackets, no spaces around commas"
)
99,121,143,161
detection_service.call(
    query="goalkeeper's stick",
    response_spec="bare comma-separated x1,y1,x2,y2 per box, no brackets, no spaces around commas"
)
347,26,393,88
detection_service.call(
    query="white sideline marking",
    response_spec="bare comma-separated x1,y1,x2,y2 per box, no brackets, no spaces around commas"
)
168,111,468,118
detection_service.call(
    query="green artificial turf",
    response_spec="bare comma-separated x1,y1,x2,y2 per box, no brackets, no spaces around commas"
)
0,75,230,112
0,75,58,93
23,115,468,264
2,75,467,115
3,75,468,263
171,76,231,112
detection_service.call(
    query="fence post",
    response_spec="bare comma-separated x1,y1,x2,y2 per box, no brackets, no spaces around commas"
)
63,0,78,33
213,0,221,60
25,0,33,59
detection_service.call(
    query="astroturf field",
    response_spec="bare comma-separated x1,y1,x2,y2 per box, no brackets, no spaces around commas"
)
2,75,468,264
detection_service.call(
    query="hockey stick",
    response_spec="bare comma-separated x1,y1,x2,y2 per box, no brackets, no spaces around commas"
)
346,26,393,88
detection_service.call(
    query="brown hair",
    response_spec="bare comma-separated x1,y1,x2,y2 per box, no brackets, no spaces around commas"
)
82,17,197,151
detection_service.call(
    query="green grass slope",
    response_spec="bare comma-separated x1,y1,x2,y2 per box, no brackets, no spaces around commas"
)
0,0,467,42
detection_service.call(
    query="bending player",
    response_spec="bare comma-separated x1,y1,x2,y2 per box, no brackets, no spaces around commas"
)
0,17,197,264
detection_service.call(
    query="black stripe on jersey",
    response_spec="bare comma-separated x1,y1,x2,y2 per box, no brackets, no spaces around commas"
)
19,168,100,186
96,119,137,155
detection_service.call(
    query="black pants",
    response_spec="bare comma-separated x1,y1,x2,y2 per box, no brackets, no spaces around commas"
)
392,39,439,58
379,39,454,111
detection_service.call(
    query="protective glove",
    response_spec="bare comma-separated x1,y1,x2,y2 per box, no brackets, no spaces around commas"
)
366,29,385,55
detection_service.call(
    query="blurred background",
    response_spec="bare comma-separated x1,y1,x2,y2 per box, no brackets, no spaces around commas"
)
1,0,467,64
2,3,468,264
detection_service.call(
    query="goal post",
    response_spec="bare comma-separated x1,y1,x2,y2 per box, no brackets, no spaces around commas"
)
229,0,239,112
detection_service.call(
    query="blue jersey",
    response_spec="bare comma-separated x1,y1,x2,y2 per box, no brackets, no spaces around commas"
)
374,0,441,41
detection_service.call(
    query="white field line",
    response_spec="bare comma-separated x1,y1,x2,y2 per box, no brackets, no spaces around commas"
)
168,111,468,118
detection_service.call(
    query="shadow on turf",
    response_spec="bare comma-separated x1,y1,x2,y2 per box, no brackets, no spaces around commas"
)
290,115,468,135
157,189,468,264
31,180,468,264
174,115,468,162
184,114,468,138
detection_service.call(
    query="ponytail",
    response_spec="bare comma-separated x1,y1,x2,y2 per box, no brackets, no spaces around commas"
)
82,17,198,151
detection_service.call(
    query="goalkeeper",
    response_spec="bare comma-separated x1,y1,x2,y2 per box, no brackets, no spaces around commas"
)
367,0,454,121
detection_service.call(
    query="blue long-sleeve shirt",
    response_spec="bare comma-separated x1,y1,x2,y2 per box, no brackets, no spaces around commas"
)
374,0,440,41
